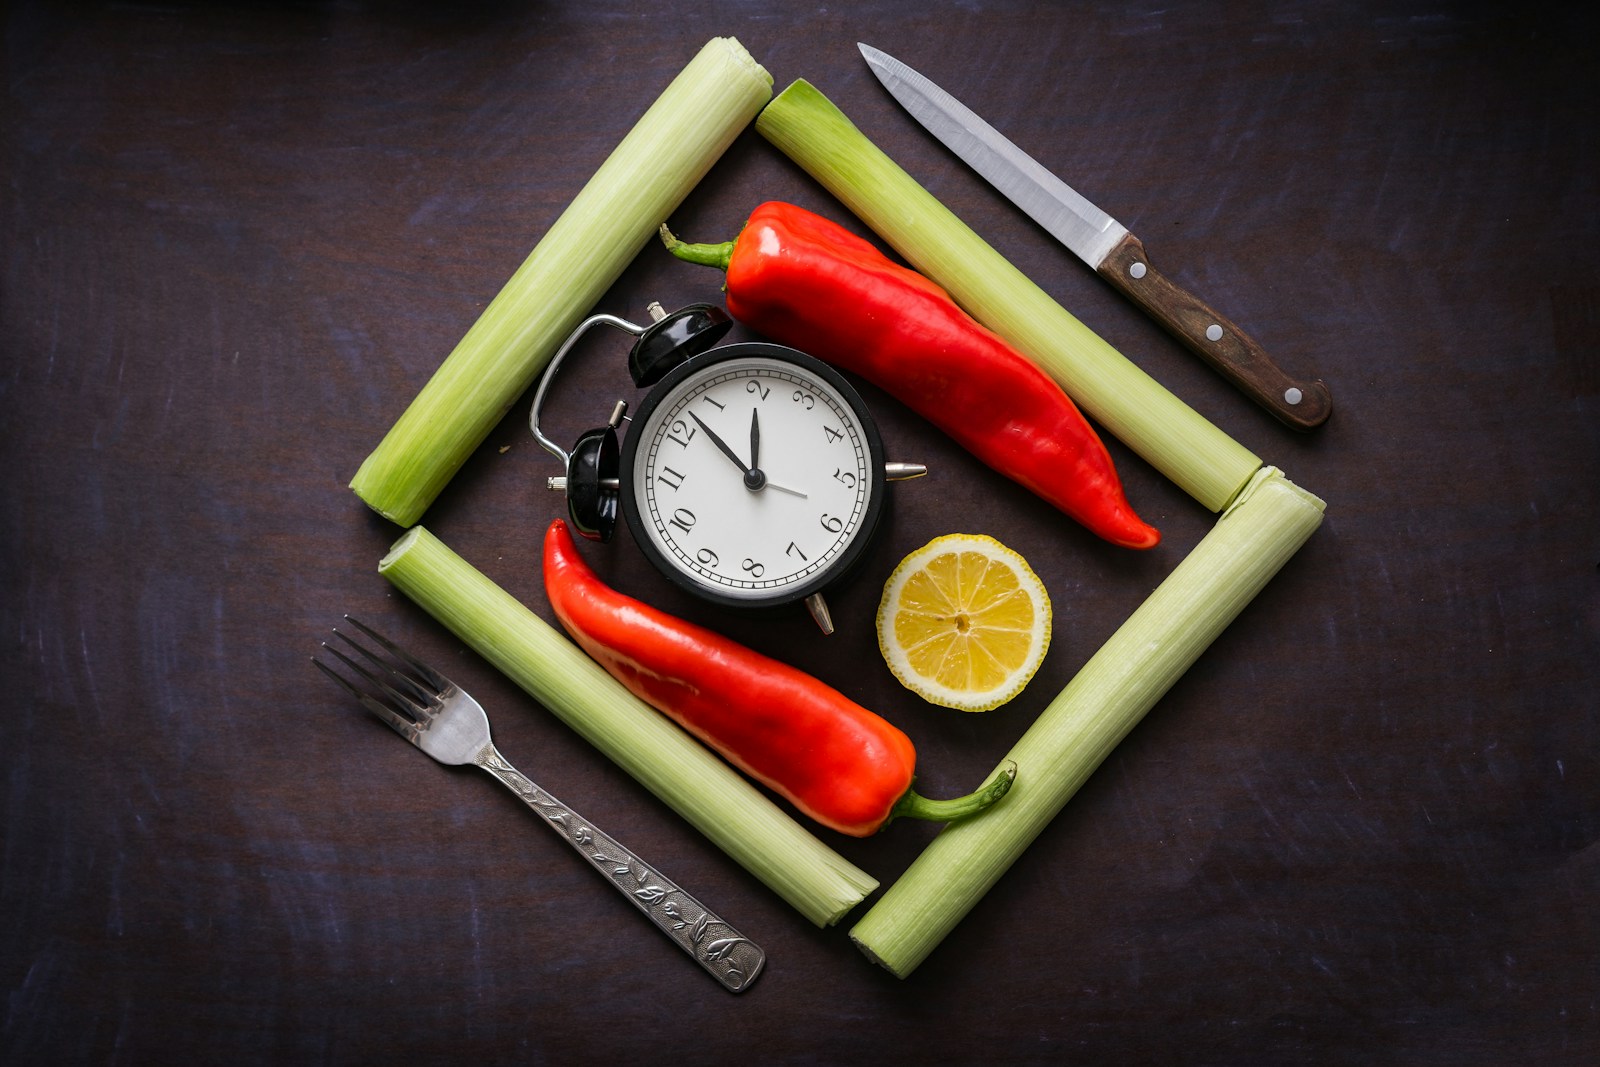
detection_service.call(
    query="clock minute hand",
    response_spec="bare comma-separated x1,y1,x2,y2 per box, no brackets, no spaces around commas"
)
687,411,750,474
687,410,809,498
750,408,760,472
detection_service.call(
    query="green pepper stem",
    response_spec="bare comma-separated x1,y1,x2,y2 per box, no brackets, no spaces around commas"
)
888,761,1017,826
659,223,734,271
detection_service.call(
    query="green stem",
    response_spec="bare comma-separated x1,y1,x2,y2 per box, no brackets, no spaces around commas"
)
889,761,1017,825
659,222,734,271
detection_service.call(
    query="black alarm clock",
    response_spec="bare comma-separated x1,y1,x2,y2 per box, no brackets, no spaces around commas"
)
530,303,924,634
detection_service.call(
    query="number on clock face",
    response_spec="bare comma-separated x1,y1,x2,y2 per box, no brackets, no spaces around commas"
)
631,354,877,602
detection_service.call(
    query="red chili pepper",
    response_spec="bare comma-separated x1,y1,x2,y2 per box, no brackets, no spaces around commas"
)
661,201,1159,549
542,519,1014,837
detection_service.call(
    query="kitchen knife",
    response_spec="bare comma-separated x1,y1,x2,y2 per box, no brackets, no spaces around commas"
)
859,43,1331,431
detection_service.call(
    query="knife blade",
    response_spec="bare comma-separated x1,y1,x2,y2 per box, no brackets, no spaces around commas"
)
859,43,1331,431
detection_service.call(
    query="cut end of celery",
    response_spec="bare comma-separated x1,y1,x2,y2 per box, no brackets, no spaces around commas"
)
378,525,423,570
848,932,903,979
713,35,773,88
1227,464,1326,518
351,469,415,527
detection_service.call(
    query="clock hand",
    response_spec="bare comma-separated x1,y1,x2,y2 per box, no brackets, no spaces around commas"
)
763,480,808,499
687,411,750,474
749,408,760,472
687,410,808,496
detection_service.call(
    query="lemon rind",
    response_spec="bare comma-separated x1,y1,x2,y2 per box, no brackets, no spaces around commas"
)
876,533,1052,712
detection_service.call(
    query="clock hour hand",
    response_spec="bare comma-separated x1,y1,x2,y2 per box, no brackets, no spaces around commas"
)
748,408,809,495
745,409,807,495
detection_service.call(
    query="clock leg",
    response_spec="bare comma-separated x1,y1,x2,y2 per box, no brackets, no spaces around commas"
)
805,592,836,635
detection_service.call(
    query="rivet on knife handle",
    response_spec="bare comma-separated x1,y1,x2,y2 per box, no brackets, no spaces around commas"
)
1099,233,1331,431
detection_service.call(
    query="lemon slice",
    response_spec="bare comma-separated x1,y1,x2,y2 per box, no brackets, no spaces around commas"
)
876,533,1052,712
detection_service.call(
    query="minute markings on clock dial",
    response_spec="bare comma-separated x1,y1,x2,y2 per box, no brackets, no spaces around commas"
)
637,360,872,596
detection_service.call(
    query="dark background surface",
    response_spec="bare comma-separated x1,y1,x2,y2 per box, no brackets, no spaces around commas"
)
5,1,1596,1063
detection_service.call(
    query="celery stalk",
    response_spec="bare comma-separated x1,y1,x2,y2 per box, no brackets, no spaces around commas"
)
849,468,1325,976
378,526,878,927
352,38,773,527
756,79,1260,513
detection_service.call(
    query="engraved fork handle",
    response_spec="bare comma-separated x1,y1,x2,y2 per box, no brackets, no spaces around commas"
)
474,745,765,992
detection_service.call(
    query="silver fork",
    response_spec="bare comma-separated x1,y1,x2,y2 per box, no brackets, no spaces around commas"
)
313,616,765,993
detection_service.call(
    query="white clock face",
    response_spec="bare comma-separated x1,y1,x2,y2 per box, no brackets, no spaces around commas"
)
625,351,880,603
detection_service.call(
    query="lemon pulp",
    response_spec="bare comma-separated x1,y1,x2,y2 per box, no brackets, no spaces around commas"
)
876,533,1052,712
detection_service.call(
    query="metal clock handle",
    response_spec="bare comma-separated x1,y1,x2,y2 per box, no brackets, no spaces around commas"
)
530,301,734,465
529,311,644,466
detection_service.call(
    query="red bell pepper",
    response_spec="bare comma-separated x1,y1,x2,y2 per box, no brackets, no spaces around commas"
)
661,200,1160,549
542,519,1014,838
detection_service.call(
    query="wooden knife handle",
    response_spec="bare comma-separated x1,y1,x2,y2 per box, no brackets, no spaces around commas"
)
1098,231,1331,431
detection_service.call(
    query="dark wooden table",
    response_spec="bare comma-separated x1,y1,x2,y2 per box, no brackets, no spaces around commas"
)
5,2,1596,1063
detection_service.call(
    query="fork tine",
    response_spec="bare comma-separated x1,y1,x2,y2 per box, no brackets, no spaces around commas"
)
311,653,419,738
332,614,436,691
320,637,436,721
317,641,420,714
342,615,450,695
310,653,366,703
